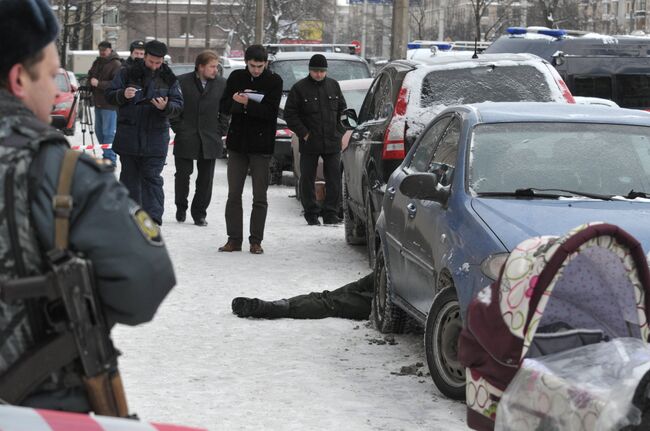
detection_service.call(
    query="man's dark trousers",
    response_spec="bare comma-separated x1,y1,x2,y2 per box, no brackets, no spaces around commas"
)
174,157,216,221
288,273,373,319
119,155,166,224
225,150,271,245
300,152,341,219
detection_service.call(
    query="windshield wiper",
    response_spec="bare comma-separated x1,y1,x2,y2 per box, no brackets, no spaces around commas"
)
625,190,649,199
476,188,613,200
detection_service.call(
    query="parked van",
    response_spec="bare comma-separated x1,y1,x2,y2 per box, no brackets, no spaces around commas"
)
486,27,650,109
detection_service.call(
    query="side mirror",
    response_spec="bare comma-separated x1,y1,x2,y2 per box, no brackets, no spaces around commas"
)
340,108,358,130
552,51,566,67
399,173,450,204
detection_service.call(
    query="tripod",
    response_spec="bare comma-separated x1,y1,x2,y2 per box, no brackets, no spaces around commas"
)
77,82,97,156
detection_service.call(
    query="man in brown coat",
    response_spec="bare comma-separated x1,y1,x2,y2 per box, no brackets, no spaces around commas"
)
87,40,121,166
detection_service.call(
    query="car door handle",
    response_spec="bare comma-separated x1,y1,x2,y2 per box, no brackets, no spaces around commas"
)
362,131,371,139
387,186,396,200
407,203,417,218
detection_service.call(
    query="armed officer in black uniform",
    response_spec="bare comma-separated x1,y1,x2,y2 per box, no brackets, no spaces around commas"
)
0,0,175,414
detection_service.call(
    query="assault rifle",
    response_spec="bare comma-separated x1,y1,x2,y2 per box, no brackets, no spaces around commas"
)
0,249,129,417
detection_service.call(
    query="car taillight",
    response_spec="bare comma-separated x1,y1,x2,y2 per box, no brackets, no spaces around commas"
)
549,67,575,103
276,128,292,137
382,87,408,160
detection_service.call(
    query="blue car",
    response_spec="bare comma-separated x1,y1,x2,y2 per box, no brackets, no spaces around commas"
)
372,102,650,400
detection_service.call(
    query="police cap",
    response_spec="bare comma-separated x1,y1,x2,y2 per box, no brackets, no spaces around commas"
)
130,40,145,52
145,40,168,58
0,0,59,77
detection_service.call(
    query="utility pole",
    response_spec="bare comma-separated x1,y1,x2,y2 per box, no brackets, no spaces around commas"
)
390,0,408,60
166,0,170,47
205,0,212,48
361,0,367,57
185,0,191,62
438,0,445,40
521,0,527,27
255,0,264,44
333,0,338,44
154,0,158,39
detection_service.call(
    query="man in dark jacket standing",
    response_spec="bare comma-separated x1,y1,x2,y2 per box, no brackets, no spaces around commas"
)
284,54,347,225
124,39,145,67
218,45,282,254
106,40,183,225
171,50,228,226
0,0,175,412
87,40,122,166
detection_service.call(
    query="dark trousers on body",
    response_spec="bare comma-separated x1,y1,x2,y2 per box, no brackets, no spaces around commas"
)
287,273,374,319
225,150,271,245
119,155,166,224
174,157,216,221
300,152,341,219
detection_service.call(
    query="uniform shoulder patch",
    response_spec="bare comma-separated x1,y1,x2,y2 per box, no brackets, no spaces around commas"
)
131,207,164,246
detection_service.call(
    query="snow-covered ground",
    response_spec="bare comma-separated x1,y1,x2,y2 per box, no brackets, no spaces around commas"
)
69,133,467,430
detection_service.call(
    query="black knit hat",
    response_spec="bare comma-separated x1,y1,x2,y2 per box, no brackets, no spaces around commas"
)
130,40,145,52
145,40,168,58
309,54,328,70
0,0,59,77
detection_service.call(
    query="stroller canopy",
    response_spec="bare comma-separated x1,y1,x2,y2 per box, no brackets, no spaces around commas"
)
460,222,650,392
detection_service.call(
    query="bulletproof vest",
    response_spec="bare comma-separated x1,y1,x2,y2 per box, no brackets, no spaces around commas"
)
0,116,61,375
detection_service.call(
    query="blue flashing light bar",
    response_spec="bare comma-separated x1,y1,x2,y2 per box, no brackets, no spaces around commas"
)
537,29,567,38
407,42,453,51
506,27,527,35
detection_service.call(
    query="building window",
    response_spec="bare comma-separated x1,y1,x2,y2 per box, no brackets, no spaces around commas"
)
103,7,119,26
180,17,198,36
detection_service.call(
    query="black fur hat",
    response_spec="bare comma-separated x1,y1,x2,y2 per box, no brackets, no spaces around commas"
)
309,54,328,70
0,0,59,77
145,40,168,58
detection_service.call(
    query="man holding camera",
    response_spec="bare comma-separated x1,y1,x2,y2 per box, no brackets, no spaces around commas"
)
106,40,183,226
87,40,122,167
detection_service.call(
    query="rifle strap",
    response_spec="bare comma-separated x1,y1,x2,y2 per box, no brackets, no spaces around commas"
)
53,149,81,251
0,332,77,404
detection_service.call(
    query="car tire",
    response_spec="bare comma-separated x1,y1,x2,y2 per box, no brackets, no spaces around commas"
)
365,196,376,269
424,282,466,401
371,247,407,334
63,122,76,136
269,156,283,185
342,173,365,245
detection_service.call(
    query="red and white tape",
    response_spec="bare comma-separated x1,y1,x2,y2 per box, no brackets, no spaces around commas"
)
0,405,207,431
71,142,175,151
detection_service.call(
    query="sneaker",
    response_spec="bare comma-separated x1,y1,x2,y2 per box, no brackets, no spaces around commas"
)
305,216,320,226
250,243,264,254
176,209,186,223
323,215,342,225
218,240,242,252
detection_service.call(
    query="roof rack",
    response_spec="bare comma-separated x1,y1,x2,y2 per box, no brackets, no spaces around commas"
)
265,43,357,55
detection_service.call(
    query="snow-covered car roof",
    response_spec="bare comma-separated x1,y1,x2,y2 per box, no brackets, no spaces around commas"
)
399,54,566,137
269,51,367,62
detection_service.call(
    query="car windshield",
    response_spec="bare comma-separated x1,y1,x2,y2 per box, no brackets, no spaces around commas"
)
342,88,368,112
469,122,650,198
55,73,69,92
270,59,370,92
421,65,555,107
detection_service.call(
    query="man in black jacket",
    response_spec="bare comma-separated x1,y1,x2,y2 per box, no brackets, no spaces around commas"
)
218,45,282,255
171,50,228,226
284,54,347,225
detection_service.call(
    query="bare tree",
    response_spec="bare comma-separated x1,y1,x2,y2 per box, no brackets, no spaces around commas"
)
224,0,332,46
527,0,579,29
409,0,429,40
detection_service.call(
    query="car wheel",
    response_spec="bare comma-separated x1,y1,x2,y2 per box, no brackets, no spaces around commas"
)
424,280,466,400
63,124,75,136
365,196,376,268
269,156,282,185
371,247,407,334
342,173,365,245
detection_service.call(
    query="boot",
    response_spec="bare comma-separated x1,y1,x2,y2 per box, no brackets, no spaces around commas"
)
231,298,290,319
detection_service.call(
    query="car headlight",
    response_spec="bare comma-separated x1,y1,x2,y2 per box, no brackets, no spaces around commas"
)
53,101,72,111
480,252,509,281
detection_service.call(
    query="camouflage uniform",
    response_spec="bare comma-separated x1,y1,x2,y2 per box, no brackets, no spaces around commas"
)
0,88,175,411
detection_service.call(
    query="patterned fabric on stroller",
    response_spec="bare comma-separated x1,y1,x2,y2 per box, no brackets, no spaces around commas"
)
458,223,650,430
